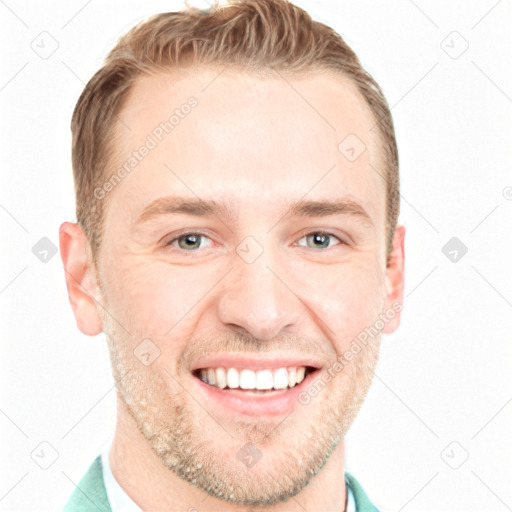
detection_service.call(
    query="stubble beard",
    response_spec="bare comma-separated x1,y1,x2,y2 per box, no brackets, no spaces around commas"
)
100,310,380,507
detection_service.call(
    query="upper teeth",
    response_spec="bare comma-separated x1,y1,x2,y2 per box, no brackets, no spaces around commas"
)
199,367,307,390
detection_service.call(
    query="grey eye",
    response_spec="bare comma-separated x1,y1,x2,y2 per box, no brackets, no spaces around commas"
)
165,233,212,251
297,232,342,250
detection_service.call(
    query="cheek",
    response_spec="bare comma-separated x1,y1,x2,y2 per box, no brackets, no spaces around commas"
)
105,259,226,340
101,261,183,336
292,255,384,344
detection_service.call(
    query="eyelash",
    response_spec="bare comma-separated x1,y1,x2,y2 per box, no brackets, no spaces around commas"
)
163,231,346,252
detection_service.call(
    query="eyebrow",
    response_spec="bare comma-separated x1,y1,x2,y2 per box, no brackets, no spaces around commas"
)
135,196,237,225
287,198,373,227
134,196,373,228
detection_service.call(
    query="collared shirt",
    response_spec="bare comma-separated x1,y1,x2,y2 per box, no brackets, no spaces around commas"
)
101,443,356,512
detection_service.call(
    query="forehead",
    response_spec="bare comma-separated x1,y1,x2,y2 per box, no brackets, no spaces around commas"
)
108,65,385,229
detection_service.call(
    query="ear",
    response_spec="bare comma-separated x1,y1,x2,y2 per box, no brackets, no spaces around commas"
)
59,222,103,336
381,224,405,334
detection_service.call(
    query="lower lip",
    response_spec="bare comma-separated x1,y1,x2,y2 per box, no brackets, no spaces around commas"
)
191,370,318,417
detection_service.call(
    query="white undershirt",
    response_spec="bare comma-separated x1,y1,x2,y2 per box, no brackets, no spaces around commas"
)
101,442,356,512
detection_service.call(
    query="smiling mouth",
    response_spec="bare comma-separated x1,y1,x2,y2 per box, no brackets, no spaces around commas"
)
192,366,319,392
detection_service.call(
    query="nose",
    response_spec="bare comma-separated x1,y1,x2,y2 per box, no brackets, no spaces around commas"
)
216,251,302,341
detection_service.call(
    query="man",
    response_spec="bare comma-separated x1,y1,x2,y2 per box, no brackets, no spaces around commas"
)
60,0,405,510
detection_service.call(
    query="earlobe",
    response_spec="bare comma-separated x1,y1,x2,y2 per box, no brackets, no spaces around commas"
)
382,224,405,335
59,222,103,336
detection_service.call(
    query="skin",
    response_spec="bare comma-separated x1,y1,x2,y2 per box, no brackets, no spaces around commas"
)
60,65,405,511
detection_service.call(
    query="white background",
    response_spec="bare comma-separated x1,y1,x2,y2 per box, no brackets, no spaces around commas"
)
1,0,511,510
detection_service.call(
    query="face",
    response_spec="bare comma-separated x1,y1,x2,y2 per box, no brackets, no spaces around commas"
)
82,66,403,506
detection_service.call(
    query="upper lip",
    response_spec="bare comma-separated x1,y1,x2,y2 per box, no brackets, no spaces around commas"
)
190,353,325,372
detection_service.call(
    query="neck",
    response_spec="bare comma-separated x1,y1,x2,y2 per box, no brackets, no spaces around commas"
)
109,396,347,511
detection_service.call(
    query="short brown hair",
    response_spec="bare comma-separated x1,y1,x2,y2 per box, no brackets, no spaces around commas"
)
71,0,399,261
